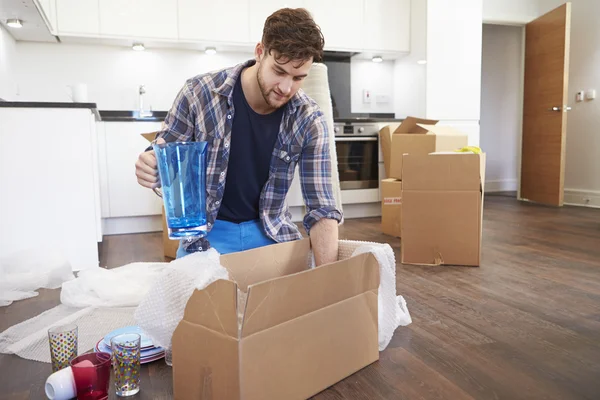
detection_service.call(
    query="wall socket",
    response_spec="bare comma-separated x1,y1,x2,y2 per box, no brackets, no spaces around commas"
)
363,89,372,104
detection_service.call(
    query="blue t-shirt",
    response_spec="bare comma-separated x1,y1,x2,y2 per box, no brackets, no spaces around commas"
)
217,72,284,223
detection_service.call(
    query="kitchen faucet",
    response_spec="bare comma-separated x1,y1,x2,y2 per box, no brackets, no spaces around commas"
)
138,85,152,117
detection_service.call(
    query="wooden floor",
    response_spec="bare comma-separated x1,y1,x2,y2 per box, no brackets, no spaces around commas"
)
2,195,600,399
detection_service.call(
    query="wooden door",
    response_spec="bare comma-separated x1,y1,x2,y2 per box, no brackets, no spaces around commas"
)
520,3,571,206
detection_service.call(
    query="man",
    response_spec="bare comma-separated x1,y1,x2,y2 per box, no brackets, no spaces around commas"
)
135,8,341,267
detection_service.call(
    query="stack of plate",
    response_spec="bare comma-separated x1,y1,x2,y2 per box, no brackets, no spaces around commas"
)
94,326,165,364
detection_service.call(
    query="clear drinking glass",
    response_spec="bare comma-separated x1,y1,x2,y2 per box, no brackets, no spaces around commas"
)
111,333,141,396
153,141,208,239
48,324,78,372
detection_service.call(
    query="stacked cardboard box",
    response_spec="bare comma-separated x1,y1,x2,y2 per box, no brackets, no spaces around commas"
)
401,152,486,267
378,117,468,238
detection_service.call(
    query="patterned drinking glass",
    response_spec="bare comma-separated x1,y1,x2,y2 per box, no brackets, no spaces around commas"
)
48,324,78,372
111,333,141,396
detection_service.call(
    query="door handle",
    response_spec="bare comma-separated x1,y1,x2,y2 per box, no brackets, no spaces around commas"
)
549,106,572,112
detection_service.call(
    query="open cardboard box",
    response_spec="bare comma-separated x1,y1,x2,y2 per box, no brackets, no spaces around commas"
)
401,152,486,267
378,117,469,180
141,132,179,259
172,238,380,399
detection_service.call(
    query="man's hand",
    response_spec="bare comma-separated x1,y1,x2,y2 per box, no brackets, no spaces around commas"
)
135,137,165,189
310,219,339,267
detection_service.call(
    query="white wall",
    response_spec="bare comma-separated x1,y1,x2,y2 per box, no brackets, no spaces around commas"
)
0,25,16,100
13,42,253,110
394,0,427,118
350,59,395,114
425,0,483,145
480,24,523,192
563,0,600,206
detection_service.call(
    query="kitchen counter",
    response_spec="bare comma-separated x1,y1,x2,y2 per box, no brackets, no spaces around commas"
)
335,117,404,123
0,101,101,120
100,110,168,122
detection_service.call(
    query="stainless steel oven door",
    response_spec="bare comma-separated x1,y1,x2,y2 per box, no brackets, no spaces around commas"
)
334,136,379,190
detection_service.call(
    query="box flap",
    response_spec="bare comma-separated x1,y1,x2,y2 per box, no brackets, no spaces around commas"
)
240,252,379,338
220,238,311,292
239,291,378,400
181,279,238,338
402,153,483,191
389,134,436,180
393,116,439,134
378,126,394,178
416,123,465,137
141,132,157,142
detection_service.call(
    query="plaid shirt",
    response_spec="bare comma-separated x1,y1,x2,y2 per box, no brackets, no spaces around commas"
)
156,59,342,248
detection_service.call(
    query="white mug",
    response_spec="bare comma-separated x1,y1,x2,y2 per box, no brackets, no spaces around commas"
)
45,366,77,400
66,83,88,103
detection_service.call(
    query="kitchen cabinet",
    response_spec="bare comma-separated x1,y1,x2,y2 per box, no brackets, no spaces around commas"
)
249,0,306,43
0,107,101,271
304,0,364,51
179,0,251,44
101,122,163,218
56,0,100,35
36,0,57,34
364,0,410,53
99,0,178,39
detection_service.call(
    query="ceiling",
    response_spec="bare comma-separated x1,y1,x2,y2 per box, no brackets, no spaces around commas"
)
0,0,56,43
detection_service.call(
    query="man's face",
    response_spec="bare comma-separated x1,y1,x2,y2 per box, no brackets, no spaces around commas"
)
256,46,312,110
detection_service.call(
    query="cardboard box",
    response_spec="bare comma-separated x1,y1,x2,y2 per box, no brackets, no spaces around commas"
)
141,132,178,259
381,179,402,237
378,117,469,180
172,238,380,400
401,153,486,267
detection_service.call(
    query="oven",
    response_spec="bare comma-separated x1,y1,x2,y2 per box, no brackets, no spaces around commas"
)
334,122,380,190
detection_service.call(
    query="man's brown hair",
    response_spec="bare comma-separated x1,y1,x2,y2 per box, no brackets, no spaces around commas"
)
261,8,325,65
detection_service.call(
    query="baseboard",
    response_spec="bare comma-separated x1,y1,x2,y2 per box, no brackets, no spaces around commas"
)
485,179,518,192
102,215,162,235
564,189,600,208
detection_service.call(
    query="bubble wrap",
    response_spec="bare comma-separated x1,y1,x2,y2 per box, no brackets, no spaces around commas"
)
60,262,167,308
0,247,75,307
134,249,229,351
338,240,412,351
0,305,136,363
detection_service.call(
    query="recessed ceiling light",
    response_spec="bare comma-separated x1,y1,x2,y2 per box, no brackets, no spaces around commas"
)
132,43,145,51
372,56,383,63
6,19,23,28
205,47,217,55
417,59,427,65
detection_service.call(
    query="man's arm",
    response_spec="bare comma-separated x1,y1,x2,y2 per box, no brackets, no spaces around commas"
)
299,112,343,267
310,218,339,266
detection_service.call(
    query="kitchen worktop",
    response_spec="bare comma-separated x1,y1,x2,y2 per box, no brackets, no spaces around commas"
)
99,110,168,122
334,118,404,123
0,101,101,120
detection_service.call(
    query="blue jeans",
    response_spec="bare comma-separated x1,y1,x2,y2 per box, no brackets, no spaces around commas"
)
176,219,277,258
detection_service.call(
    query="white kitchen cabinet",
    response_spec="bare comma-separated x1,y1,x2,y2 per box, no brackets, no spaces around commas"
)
36,0,58,34
179,0,251,44
99,0,178,39
55,0,99,35
364,0,410,53
102,122,164,218
0,108,101,271
249,0,306,43
304,0,364,51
